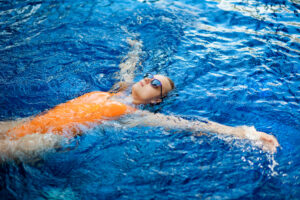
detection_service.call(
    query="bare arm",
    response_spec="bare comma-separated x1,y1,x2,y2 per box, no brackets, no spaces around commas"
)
124,110,279,153
111,39,143,92
119,39,142,83
0,117,33,139
0,133,64,162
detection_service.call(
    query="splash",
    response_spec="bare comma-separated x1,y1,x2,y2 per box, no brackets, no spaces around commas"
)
0,133,66,163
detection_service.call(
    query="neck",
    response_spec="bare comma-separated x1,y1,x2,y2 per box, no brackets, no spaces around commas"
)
130,95,143,105
121,95,137,105
125,94,148,105
131,95,161,105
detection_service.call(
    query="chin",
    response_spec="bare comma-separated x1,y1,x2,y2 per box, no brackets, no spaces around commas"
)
131,84,138,95
132,89,147,104
131,86,141,100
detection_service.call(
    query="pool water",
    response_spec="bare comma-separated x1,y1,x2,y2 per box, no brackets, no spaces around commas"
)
0,0,299,199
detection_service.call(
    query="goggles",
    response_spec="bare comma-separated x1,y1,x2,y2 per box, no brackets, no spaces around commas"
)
143,73,163,99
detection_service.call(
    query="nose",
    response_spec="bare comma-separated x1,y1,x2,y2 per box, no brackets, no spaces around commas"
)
144,78,151,84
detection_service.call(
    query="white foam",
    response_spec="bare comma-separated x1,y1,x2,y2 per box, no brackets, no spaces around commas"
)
0,133,65,162
241,126,260,140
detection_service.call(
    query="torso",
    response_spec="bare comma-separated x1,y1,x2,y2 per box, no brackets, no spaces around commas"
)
6,92,136,139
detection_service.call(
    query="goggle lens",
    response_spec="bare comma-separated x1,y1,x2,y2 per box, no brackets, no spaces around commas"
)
143,73,163,99
151,79,162,88
143,73,154,79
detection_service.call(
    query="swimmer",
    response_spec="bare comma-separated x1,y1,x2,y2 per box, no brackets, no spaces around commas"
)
0,39,279,161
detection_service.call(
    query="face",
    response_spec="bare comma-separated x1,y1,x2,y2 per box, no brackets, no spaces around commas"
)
131,74,173,105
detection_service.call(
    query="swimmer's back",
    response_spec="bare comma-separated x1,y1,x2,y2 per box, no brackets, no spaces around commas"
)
7,92,136,139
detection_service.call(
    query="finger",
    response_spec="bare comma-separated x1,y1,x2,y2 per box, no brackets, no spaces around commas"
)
262,143,276,154
195,132,207,137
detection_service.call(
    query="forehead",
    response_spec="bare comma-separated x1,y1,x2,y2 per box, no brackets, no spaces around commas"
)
154,75,172,91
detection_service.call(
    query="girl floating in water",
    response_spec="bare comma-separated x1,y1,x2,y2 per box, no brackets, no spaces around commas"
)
0,39,279,161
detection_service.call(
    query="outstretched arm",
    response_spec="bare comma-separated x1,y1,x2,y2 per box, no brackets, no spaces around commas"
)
111,39,143,92
124,110,279,153
0,133,64,162
119,39,142,84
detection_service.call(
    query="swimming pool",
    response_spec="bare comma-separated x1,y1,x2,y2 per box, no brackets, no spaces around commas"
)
0,0,299,199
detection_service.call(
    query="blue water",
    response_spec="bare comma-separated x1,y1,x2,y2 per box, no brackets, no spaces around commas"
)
0,0,299,199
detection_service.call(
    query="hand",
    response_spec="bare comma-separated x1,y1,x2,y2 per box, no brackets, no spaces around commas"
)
258,131,279,153
110,82,129,93
118,82,129,91
127,38,142,48
240,126,279,153
194,132,208,137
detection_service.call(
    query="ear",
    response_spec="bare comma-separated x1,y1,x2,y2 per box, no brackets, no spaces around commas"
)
150,98,162,104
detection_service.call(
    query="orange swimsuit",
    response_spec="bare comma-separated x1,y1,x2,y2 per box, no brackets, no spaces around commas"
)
6,92,136,139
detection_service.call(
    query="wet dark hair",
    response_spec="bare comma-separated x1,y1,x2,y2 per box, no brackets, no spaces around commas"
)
166,77,175,90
